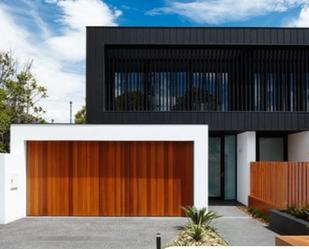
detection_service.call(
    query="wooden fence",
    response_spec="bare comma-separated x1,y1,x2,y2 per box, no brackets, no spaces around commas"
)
249,161,309,213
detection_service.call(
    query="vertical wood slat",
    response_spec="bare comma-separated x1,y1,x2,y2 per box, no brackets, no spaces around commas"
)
249,161,309,212
27,141,193,217
287,162,309,206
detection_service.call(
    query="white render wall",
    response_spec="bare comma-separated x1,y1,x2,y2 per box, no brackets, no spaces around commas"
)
0,124,208,224
0,154,5,224
237,132,256,206
288,131,309,161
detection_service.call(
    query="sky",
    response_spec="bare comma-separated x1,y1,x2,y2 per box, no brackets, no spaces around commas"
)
0,0,309,123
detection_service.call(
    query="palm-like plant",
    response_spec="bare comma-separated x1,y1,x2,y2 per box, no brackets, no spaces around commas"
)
182,206,221,227
187,224,205,242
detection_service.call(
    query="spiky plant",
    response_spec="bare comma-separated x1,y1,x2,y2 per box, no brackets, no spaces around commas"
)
187,224,205,242
182,206,221,227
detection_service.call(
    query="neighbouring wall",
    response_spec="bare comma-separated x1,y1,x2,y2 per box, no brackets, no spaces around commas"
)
237,132,256,206
0,153,24,224
288,131,309,161
0,155,5,224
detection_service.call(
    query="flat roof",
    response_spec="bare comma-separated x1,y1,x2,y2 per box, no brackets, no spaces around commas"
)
87,26,309,46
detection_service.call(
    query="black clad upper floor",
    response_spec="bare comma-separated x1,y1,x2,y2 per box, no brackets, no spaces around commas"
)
86,27,309,131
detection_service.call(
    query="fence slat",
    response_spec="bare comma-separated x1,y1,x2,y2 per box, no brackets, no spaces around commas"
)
249,161,309,212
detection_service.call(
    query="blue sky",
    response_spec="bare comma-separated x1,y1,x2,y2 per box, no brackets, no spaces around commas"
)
0,0,309,122
107,0,303,27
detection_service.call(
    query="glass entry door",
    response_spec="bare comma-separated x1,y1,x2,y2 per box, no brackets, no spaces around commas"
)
209,136,236,200
209,137,222,198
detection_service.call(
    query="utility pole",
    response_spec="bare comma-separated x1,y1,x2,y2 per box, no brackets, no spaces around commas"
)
70,101,73,124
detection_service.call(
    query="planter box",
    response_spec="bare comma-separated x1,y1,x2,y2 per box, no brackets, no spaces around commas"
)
269,209,309,235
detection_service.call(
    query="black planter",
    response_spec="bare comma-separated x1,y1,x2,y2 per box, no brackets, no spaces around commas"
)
269,209,309,235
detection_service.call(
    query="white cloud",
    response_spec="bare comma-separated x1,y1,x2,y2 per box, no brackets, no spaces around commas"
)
0,0,121,122
288,5,309,26
47,0,121,61
148,0,309,24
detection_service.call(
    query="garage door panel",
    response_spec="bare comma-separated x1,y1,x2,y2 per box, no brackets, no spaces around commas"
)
27,141,46,216
46,141,71,216
148,142,159,216
27,141,193,216
72,142,100,216
180,142,194,211
27,141,71,216
102,142,117,215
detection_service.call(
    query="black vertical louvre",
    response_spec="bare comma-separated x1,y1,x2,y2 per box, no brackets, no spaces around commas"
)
105,45,309,112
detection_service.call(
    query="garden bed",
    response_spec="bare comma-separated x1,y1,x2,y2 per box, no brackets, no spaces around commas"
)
269,209,309,235
238,206,269,224
165,207,229,247
166,226,228,247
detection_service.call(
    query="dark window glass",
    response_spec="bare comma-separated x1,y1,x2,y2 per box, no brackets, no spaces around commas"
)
259,137,284,161
105,46,309,112
225,135,236,200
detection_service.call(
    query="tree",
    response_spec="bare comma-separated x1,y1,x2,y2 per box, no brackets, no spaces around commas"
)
74,105,86,124
0,89,10,152
172,87,216,111
0,51,47,152
114,91,148,111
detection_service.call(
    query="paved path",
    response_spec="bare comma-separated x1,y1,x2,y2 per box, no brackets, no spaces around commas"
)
0,217,186,249
210,205,278,246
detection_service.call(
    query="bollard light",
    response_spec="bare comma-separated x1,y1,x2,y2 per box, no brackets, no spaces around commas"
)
156,232,161,249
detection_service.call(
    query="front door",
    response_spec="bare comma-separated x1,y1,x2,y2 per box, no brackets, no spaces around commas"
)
209,136,236,200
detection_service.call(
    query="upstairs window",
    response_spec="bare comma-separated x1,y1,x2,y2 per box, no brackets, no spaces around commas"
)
105,46,309,112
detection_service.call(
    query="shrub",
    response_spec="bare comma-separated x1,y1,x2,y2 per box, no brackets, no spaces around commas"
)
182,206,221,227
165,207,228,247
186,224,205,242
286,205,309,222
165,225,229,247
248,207,269,223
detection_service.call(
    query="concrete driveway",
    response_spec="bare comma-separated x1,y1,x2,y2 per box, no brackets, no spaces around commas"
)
0,217,186,249
0,206,279,248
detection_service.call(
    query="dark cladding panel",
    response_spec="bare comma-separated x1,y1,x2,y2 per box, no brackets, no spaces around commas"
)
94,112,309,131
88,27,309,45
305,29,309,43
86,28,104,121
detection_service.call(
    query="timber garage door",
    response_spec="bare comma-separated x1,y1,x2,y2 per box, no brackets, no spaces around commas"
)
27,141,193,216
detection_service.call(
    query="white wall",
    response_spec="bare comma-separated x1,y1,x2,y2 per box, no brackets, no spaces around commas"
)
0,154,6,224
288,131,309,161
237,132,256,206
0,124,208,224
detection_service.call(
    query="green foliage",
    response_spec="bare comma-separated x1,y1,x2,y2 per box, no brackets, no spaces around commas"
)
0,51,47,152
165,222,228,247
248,207,269,223
165,206,228,247
114,91,148,111
286,205,309,222
182,206,221,227
74,106,86,124
172,87,217,111
186,224,205,242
